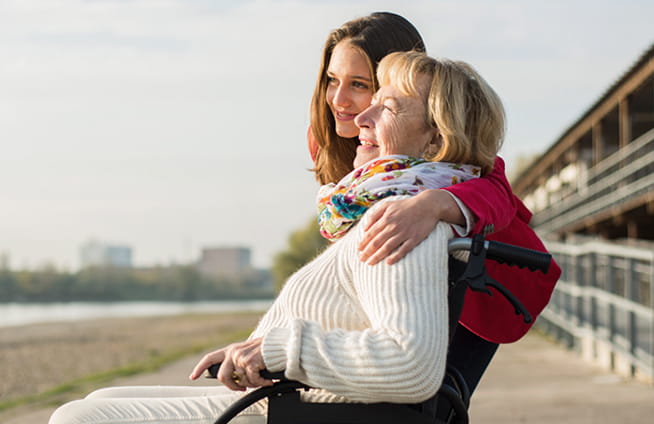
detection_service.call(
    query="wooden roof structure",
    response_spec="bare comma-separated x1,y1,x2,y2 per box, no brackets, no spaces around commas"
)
513,42,654,241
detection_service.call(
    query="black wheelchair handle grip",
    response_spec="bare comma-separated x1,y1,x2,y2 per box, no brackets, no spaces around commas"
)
261,370,286,380
206,363,285,381
485,240,551,274
206,363,220,378
448,238,552,274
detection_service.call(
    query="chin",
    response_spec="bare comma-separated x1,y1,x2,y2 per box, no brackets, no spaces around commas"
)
336,125,359,139
353,153,378,169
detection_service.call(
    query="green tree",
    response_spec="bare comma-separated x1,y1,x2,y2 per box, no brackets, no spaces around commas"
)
271,217,329,292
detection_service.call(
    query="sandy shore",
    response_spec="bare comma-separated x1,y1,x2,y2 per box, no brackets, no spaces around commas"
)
0,312,262,420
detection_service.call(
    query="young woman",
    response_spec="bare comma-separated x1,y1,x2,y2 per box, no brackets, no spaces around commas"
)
307,11,560,393
50,51,510,424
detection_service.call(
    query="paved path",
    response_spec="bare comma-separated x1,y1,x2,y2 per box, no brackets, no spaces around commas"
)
5,332,653,423
469,332,653,423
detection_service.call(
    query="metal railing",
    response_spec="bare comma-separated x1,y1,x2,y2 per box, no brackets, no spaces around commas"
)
530,128,654,234
538,238,654,383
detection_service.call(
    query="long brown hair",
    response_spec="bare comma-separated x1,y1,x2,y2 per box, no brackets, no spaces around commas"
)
310,12,425,184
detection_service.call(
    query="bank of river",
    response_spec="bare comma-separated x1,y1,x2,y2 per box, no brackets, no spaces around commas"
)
0,311,263,418
0,300,272,327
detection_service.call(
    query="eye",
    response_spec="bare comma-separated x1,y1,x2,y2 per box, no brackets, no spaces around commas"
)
326,76,339,86
352,80,370,90
382,102,396,114
368,96,389,112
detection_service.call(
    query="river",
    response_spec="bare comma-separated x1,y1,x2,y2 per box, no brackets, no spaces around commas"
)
0,300,273,328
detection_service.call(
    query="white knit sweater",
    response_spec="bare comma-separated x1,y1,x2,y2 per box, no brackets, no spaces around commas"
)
250,198,451,404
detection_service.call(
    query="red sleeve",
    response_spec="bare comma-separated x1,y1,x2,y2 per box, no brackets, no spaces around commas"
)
307,126,319,163
442,156,516,234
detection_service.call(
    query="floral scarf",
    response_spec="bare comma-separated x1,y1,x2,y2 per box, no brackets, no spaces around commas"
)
317,155,481,240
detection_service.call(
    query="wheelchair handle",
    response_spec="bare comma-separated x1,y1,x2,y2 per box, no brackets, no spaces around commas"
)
205,363,286,381
448,238,552,274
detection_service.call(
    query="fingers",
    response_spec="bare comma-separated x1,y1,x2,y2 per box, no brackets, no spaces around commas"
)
236,339,272,388
360,223,432,266
358,204,400,262
384,238,418,265
359,219,397,263
218,357,245,391
359,195,441,265
201,339,272,391
361,203,387,232
361,232,404,266
243,361,273,388
189,350,225,381
232,367,248,388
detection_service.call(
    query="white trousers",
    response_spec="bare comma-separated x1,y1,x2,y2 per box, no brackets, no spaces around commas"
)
48,385,266,424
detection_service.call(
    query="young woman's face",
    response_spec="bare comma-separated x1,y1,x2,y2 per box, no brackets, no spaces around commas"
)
353,74,436,168
325,41,374,139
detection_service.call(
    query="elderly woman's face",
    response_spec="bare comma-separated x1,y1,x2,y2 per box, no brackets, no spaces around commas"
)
353,73,436,168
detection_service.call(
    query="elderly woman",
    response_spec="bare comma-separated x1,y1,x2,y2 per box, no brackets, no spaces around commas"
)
49,51,505,424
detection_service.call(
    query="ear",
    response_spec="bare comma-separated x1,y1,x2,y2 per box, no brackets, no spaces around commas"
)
423,131,442,160
431,128,443,149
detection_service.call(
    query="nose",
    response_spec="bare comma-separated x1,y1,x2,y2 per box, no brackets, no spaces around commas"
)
332,84,351,108
355,105,374,129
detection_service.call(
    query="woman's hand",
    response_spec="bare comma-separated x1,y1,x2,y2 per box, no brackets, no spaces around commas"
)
358,190,466,265
189,338,272,391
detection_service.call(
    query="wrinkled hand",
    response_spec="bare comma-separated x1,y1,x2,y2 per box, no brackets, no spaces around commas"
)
359,190,464,265
189,338,272,391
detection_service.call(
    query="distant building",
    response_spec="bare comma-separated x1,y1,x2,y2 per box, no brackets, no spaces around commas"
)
197,247,251,278
80,240,133,268
0,251,9,270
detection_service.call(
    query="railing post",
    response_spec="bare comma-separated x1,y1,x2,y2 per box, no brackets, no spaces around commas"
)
588,253,597,333
625,258,637,377
607,255,616,344
572,254,590,327
573,251,584,327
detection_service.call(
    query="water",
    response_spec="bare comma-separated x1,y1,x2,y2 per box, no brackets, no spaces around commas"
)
0,300,273,328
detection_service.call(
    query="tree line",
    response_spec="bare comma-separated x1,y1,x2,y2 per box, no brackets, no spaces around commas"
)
0,217,327,303
0,265,272,302
270,218,329,292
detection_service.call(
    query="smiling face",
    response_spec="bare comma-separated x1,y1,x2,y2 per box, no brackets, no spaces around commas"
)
325,41,374,139
353,73,438,168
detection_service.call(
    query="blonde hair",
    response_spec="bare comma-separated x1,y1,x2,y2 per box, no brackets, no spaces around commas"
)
377,51,505,174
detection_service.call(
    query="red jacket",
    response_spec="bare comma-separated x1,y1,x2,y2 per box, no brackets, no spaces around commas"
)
444,157,560,343
308,132,560,343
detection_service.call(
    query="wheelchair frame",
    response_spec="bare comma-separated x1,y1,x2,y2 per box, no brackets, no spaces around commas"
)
208,234,552,424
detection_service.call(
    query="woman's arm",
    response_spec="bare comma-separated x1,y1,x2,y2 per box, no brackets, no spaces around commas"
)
442,156,516,235
260,216,451,403
358,157,516,265
357,189,465,265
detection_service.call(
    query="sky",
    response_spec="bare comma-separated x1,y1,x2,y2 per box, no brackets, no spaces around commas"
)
1,0,653,271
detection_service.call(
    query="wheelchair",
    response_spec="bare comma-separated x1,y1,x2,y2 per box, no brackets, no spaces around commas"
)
206,234,553,424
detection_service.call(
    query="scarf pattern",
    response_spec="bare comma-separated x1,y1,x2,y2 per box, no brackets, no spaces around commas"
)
317,155,481,240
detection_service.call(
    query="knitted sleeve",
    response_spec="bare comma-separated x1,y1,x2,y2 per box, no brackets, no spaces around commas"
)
261,205,451,403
